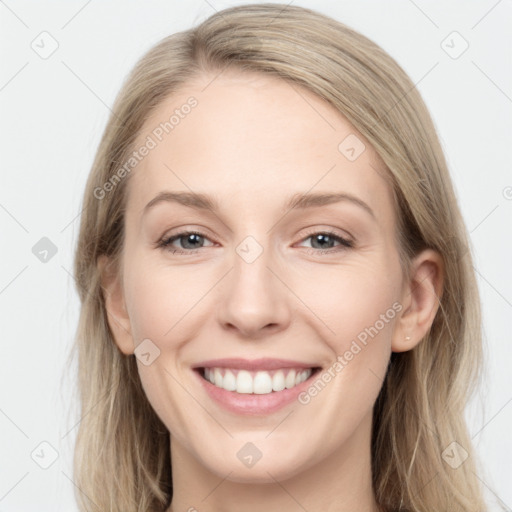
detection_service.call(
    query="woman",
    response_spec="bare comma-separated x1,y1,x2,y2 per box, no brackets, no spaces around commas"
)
70,3,489,511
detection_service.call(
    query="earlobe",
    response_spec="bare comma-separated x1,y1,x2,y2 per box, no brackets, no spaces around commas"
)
392,249,444,353
98,254,135,356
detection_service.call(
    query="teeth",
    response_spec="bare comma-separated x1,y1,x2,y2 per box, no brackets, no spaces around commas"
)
253,371,272,394
223,370,236,391
237,370,253,394
214,368,223,388
203,367,313,394
272,371,285,391
285,370,296,389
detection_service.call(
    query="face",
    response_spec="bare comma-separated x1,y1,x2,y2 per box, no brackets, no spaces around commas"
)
109,69,408,484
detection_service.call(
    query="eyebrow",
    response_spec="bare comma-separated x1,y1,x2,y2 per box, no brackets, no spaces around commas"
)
143,190,375,219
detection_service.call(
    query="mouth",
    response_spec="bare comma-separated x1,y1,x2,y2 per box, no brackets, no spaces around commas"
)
194,366,322,395
192,358,324,415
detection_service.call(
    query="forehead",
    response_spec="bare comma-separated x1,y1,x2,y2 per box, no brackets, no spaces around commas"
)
126,69,393,221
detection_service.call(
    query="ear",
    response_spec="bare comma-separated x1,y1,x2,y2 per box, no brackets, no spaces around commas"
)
97,254,134,355
392,249,444,353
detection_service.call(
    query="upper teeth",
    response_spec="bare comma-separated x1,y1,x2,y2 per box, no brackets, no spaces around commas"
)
204,368,313,395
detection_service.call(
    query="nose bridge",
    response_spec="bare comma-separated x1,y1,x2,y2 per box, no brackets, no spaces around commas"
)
216,232,291,337
233,233,273,294
233,231,279,300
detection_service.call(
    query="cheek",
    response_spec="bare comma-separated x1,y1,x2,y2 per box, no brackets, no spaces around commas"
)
123,257,202,343
297,256,402,354
124,246,402,355
291,260,401,446
121,259,203,436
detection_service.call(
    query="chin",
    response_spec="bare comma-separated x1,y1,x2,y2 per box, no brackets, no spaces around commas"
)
204,455,307,484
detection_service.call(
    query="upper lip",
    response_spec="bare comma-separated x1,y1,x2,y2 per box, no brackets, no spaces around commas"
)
193,358,319,371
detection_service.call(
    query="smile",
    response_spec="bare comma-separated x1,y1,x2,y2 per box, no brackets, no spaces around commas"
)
192,358,322,414
201,367,314,395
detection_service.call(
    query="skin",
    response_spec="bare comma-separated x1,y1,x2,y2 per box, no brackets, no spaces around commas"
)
99,69,443,512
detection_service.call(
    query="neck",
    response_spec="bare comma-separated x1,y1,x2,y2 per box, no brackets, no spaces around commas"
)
167,409,380,512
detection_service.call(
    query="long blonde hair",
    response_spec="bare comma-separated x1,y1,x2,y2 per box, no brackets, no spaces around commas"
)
68,3,490,510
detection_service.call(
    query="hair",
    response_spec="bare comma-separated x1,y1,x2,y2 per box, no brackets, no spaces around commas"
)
67,3,492,511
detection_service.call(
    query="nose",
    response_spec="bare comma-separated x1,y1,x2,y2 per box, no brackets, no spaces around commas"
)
216,242,292,339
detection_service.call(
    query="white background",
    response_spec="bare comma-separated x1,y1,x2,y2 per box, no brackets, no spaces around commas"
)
1,1,511,510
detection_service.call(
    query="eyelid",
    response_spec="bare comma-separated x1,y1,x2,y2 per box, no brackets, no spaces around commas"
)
155,224,218,244
156,225,355,254
299,225,354,244
155,229,216,250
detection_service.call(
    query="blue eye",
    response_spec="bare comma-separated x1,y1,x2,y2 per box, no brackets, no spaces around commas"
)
157,229,353,255
157,231,214,253
298,230,353,251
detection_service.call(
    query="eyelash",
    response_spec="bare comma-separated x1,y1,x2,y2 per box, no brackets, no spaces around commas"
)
156,228,354,255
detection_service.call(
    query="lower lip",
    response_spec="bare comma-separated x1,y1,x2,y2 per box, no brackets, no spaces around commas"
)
193,368,319,415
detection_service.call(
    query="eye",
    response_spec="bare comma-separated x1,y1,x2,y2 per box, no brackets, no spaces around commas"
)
156,228,354,255
297,229,354,252
157,230,215,254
